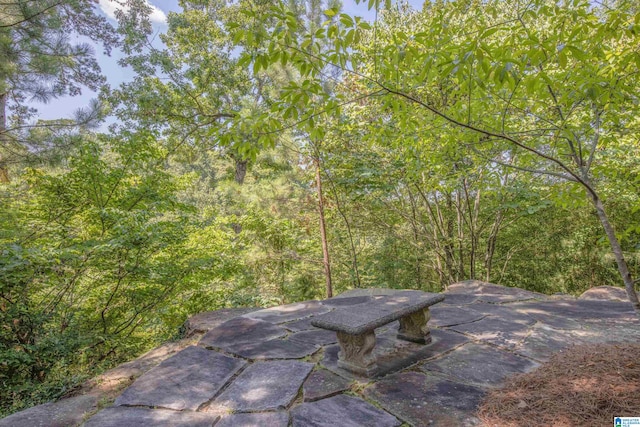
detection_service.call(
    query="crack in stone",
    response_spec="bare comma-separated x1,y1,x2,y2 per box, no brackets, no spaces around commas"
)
413,336,470,363
437,314,489,328
197,361,251,412
197,344,251,361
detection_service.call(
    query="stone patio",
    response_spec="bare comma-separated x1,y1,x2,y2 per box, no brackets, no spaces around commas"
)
2,281,639,427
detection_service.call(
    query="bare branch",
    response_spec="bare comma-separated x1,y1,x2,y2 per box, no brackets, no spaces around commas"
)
471,146,578,182
585,109,602,175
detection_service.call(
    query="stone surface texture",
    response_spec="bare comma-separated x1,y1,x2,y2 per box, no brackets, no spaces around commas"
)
215,411,289,427
4,281,638,427
289,329,338,345
114,345,245,411
83,407,219,427
291,394,401,427
303,369,352,402
242,300,330,323
320,295,371,306
184,307,257,336
447,316,533,349
429,305,484,327
0,394,98,427
365,371,486,426
421,343,540,387
199,316,287,350
311,291,444,334
212,360,314,412
578,285,628,302
227,337,319,359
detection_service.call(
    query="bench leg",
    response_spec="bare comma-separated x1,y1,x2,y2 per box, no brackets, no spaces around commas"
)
336,330,377,376
397,308,432,344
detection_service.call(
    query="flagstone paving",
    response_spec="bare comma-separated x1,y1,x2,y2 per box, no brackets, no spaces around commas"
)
2,281,639,427
291,394,402,427
114,346,245,411
211,360,314,412
83,407,219,427
215,412,289,427
421,343,540,387
302,368,351,402
364,371,486,426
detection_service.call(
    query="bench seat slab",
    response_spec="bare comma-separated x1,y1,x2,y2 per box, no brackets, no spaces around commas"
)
311,292,444,335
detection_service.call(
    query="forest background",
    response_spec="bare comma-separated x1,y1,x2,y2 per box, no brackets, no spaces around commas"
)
1,0,639,417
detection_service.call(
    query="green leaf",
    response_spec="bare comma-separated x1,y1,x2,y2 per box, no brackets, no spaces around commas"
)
525,77,536,93
340,14,354,27
558,51,567,68
232,29,244,45
324,8,337,17
482,27,501,38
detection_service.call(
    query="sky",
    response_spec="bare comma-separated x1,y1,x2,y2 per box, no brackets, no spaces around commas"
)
34,0,422,123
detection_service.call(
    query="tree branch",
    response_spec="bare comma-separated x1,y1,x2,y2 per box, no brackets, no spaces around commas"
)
585,109,601,175
471,146,578,182
0,1,62,28
275,30,598,197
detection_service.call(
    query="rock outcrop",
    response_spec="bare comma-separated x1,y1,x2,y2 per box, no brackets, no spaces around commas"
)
2,282,637,427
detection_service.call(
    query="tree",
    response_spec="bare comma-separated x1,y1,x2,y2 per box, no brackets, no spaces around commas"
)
110,0,346,296
109,0,283,172
0,0,119,180
0,127,221,413
108,0,292,242
245,0,640,309
291,0,343,298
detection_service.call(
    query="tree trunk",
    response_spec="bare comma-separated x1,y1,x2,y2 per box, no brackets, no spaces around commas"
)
588,192,640,311
231,156,248,234
235,158,248,184
485,210,503,281
462,178,480,280
0,92,9,183
440,194,456,283
407,186,423,288
325,169,361,288
415,184,449,288
314,155,332,298
454,190,465,280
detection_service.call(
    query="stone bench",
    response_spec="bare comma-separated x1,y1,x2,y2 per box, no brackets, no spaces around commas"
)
311,291,445,376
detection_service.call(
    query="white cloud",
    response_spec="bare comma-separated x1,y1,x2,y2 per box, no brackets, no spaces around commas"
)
98,0,167,24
